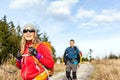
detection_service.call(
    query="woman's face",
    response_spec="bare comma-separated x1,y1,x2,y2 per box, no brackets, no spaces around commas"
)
23,27,35,41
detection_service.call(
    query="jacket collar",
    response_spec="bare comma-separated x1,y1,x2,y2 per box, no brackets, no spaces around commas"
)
25,41,32,47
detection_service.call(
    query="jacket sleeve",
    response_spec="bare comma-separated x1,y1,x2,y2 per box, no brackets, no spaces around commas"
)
37,43,54,69
63,48,69,65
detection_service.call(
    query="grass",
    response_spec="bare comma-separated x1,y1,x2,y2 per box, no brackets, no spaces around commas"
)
90,59,120,80
54,63,66,75
0,64,22,80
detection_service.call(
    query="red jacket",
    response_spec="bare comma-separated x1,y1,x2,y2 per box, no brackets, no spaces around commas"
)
16,42,54,80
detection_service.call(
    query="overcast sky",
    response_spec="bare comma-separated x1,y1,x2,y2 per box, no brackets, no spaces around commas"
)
0,0,120,58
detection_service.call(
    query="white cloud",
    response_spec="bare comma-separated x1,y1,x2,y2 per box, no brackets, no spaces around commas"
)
79,22,98,29
9,0,46,9
46,0,79,21
75,8,96,19
76,9,120,27
94,9,120,23
9,0,79,21
94,14,114,23
102,9,117,14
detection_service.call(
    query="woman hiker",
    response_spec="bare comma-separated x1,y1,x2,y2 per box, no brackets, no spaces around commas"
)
16,24,54,80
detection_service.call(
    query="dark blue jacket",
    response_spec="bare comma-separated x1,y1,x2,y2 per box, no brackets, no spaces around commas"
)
63,46,80,64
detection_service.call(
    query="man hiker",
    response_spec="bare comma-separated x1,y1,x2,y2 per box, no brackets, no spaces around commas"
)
63,39,82,80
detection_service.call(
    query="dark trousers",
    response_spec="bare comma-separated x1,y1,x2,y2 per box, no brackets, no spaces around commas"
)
66,63,77,80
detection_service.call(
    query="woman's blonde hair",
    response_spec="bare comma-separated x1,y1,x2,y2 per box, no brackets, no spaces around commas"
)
20,24,40,54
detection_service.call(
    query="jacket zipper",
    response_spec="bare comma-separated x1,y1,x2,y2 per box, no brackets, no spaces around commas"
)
25,57,28,80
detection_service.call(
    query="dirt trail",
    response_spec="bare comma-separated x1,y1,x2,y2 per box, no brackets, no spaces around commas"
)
50,63,94,80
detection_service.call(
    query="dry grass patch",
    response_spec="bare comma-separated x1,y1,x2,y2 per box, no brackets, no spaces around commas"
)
90,59,120,80
0,64,22,80
54,63,66,75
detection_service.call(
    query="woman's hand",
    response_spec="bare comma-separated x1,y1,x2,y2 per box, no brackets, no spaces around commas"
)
28,47,42,60
28,47,37,56
16,50,22,60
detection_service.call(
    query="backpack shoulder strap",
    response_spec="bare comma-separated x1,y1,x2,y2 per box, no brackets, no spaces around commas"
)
74,46,77,53
74,46,77,50
33,42,42,49
32,42,45,69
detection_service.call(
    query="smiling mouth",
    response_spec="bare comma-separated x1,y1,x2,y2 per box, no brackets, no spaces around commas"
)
26,35,32,37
